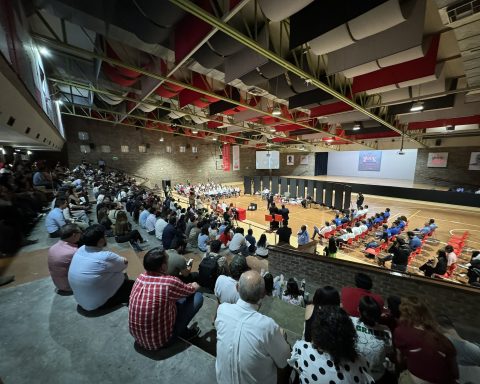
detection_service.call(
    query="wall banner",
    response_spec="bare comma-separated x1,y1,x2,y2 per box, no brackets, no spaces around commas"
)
232,145,240,171
222,144,231,171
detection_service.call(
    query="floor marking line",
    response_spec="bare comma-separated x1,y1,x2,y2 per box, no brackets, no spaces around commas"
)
407,210,421,221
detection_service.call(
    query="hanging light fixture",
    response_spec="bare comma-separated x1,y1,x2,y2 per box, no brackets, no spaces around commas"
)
410,101,424,112
159,137,164,142
272,106,282,116
192,130,198,134
353,122,361,131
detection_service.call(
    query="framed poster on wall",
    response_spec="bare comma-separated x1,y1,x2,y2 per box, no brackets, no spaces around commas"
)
300,155,309,165
468,152,480,170
427,152,448,168
286,155,294,165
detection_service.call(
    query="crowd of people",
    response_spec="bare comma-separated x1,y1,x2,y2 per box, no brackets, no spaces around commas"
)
3,159,479,384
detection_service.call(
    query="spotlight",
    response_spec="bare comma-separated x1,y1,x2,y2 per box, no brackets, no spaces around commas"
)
192,130,198,134
353,123,361,131
39,47,51,57
27,150,32,155
269,128,276,132
410,101,424,112
212,137,217,141
159,137,164,142
272,106,282,116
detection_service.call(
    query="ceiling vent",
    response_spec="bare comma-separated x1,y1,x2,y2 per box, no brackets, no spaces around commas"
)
247,86,268,96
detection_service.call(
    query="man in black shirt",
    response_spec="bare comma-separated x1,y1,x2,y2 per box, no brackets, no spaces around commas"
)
377,236,411,272
280,204,289,225
356,193,364,210
276,221,292,245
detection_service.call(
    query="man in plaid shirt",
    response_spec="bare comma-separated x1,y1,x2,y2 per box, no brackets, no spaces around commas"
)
129,247,203,350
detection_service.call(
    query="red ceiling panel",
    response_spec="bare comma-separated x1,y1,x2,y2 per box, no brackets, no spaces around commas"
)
407,115,480,130
310,101,353,117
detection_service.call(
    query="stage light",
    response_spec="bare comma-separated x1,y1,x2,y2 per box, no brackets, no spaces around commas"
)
27,150,32,155
212,137,217,141
410,101,424,112
272,106,282,116
192,130,198,134
269,128,276,132
39,47,51,57
353,123,361,131
159,137,164,142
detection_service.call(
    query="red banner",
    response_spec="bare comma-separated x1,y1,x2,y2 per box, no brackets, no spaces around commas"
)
222,144,231,171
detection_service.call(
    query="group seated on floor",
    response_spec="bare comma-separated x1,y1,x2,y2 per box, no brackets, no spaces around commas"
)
21,161,476,384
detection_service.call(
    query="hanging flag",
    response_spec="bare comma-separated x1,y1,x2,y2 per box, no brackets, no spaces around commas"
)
222,144,231,171
232,145,240,171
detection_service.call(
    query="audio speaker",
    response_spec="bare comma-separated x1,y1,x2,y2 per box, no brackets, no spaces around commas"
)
146,143,151,149
89,143,95,149
162,179,171,189
435,139,442,146
248,203,257,211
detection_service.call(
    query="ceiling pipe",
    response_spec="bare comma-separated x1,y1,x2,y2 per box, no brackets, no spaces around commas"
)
168,0,428,149
32,34,377,149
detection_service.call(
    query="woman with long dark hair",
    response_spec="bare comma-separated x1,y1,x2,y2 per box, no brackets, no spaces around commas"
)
323,237,338,258
114,210,144,251
394,296,458,384
289,306,374,383
255,233,269,257
352,296,393,383
281,278,304,307
304,286,340,342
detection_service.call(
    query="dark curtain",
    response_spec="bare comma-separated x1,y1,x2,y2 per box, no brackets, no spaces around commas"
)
315,152,328,175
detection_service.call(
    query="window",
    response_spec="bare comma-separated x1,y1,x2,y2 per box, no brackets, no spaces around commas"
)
80,145,91,153
101,145,111,153
78,131,89,140
192,146,198,153
179,145,186,153
166,145,172,153
138,145,147,153
121,145,129,153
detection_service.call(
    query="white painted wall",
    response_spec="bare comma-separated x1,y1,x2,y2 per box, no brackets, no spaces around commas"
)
327,149,418,180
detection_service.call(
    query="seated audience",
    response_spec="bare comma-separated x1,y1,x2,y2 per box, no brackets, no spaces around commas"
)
377,236,411,272
244,228,256,255
154,213,168,245
215,270,291,384
228,227,249,256
341,273,384,317
255,234,269,257
351,296,393,383
407,231,422,250
214,254,249,305
281,278,304,307
394,296,458,384
128,247,203,350
145,208,157,235
197,226,210,253
45,197,68,238
138,206,149,229
47,223,82,293
304,286,340,342
445,244,458,267
437,314,480,384
297,225,309,246
379,295,402,333
68,224,134,311
467,250,480,286
289,306,375,383
420,250,448,277
114,211,144,251
323,237,338,257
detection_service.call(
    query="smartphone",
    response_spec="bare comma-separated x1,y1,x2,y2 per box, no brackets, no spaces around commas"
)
187,259,194,268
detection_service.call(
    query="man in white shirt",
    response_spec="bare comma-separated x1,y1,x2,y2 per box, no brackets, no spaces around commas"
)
359,220,369,234
352,222,363,237
228,228,249,256
155,214,168,245
214,255,249,304
215,270,291,384
145,210,158,235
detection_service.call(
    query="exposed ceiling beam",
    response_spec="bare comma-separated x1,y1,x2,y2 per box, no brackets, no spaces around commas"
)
32,33,379,149
169,0,428,148
118,0,251,123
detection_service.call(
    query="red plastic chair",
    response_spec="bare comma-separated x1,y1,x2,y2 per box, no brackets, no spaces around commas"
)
265,214,273,223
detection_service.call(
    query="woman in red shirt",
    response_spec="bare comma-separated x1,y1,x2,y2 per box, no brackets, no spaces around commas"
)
218,225,233,247
394,296,458,384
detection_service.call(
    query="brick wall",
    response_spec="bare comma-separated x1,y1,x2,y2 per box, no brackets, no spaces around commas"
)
268,246,480,328
63,116,315,185
414,147,480,188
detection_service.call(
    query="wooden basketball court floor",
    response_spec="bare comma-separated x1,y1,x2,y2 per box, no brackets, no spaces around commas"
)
176,182,480,286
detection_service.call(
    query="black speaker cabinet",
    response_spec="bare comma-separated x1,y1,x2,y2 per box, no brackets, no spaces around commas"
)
248,202,257,211
162,179,171,189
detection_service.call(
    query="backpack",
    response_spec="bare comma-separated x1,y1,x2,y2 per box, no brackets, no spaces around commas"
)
198,254,221,290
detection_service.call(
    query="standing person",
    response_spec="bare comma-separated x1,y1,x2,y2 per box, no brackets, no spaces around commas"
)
356,192,365,210
128,248,203,350
289,306,375,383
48,223,82,293
215,270,291,384
297,225,309,246
267,193,274,210
276,221,292,245
68,224,134,311
280,204,289,225
394,297,458,384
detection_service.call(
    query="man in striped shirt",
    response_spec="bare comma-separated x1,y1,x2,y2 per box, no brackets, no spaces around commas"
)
129,247,203,350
